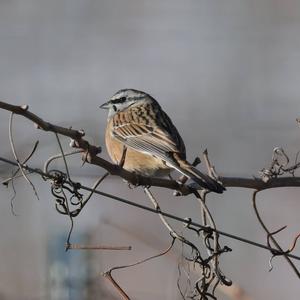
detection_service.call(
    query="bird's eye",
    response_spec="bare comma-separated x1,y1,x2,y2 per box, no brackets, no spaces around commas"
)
119,97,126,103
112,105,117,112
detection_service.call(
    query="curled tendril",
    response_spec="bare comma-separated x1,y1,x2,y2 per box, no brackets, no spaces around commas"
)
260,146,300,181
266,225,300,272
272,147,289,166
49,170,83,217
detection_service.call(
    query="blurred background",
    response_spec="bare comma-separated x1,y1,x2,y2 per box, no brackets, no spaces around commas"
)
0,0,300,299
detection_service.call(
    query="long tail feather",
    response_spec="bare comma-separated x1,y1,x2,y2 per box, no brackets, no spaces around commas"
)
172,156,225,194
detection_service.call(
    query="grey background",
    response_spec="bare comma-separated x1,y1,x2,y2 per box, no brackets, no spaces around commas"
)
0,0,300,299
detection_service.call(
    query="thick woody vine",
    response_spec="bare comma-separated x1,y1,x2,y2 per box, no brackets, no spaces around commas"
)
0,100,300,300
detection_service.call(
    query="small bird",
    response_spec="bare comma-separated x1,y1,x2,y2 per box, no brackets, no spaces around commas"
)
100,89,225,193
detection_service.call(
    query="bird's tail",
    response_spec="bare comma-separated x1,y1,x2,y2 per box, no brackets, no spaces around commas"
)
172,155,225,194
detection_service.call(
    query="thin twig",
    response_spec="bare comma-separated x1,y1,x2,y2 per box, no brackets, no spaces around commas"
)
203,149,218,179
55,132,72,180
266,227,300,270
203,151,232,284
145,187,221,297
1,171,34,185
107,238,175,273
61,188,74,250
8,112,39,200
2,140,39,186
196,191,231,286
43,149,83,174
200,150,231,286
144,187,200,256
252,190,300,278
144,187,178,237
66,244,132,250
103,238,175,300
0,101,84,139
9,170,18,216
2,140,38,187
103,271,131,300
288,232,300,253
73,172,109,215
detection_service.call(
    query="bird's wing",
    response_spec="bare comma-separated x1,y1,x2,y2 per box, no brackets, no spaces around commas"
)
111,106,184,165
113,123,178,158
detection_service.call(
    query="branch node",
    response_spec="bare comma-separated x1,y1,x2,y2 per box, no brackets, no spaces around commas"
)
78,129,85,137
20,104,29,111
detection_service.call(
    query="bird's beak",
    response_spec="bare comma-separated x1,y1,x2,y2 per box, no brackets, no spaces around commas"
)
99,101,110,109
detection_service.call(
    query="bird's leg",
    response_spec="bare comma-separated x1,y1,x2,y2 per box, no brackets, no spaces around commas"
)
119,145,131,188
119,145,127,168
118,146,140,188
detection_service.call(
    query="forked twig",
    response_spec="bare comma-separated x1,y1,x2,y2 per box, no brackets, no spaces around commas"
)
2,139,39,215
267,226,300,271
144,186,227,297
203,149,219,180
144,187,197,249
103,238,175,300
252,190,300,277
106,238,175,273
200,150,231,286
103,272,131,300
288,232,300,253
2,140,39,186
78,172,109,212
54,133,72,180
43,149,83,174
195,190,232,286
8,112,40,200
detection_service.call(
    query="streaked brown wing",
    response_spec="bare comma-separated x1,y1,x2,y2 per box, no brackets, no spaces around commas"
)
113,123,178,155
111,105,184,164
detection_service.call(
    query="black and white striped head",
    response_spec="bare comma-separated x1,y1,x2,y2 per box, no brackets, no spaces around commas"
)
100,89,154,118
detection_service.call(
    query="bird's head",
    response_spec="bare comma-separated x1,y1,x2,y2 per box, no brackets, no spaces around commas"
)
100,89,153,117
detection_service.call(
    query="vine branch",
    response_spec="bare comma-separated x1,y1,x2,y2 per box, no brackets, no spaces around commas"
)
1,100,300,192
1,100,300,299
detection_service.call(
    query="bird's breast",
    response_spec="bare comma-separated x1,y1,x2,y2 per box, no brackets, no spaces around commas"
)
105,120,170,177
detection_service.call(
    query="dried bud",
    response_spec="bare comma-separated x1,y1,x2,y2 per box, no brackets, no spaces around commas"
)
20,104,29,111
